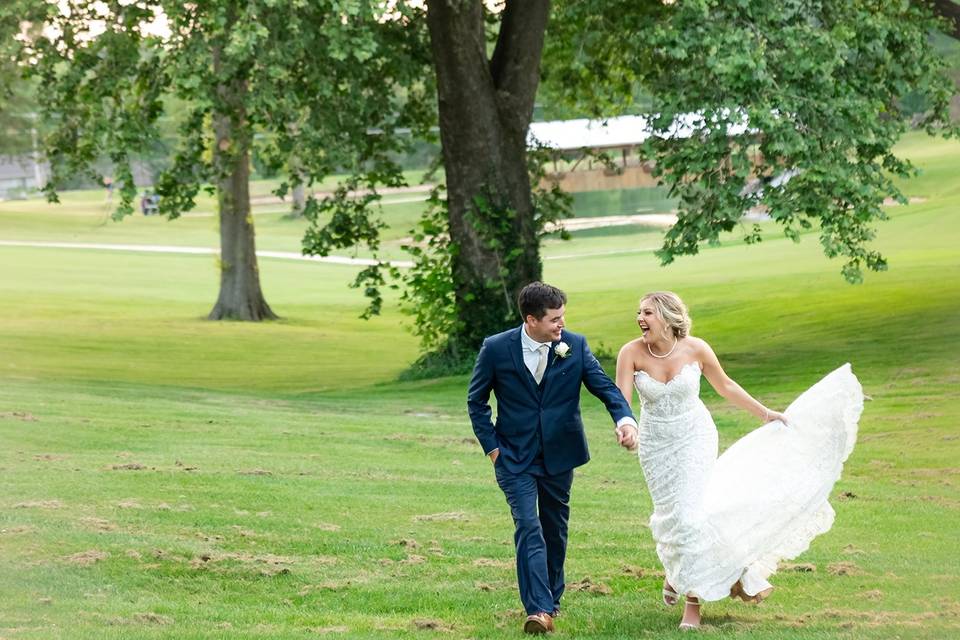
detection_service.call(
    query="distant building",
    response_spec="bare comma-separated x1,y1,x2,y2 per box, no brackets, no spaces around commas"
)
528,115,663,193
0,155,158,199
0,155,47,200
528,113,751,193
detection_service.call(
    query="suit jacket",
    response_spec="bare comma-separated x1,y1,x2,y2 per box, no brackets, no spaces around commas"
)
467,327,634,475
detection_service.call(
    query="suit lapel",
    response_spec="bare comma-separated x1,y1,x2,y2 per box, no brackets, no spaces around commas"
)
510,329,540,399
538,339,561,396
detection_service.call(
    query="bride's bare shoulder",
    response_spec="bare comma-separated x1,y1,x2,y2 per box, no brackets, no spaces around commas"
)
618,337,645,356
685,335,713,353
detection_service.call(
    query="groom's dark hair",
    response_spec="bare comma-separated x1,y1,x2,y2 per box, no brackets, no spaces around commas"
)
518,282,567,320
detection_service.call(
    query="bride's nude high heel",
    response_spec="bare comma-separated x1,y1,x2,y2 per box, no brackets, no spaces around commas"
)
678,597,701,631
662,579,680,606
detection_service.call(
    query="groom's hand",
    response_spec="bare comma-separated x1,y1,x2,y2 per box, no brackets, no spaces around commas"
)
616,425,638,451
488,448,500,464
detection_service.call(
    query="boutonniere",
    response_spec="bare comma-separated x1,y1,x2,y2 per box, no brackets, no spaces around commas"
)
554,341,571,359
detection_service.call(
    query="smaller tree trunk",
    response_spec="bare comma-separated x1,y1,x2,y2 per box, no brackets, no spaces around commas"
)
290,165,306,217
208,76,277,321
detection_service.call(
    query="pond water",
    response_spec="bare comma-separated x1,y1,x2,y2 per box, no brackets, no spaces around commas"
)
572,186,676,218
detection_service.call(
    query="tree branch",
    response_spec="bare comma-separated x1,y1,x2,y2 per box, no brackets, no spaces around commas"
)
928,0,960,39
489,0,550,128
426,1,491,104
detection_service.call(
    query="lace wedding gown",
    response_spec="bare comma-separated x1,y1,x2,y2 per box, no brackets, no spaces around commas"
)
633,362,862,602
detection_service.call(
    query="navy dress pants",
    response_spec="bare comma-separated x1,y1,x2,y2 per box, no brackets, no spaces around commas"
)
495,459,574,615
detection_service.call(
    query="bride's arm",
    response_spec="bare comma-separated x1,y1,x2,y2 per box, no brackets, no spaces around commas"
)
615,343,637,411
615,343,639,449
698,339,787,424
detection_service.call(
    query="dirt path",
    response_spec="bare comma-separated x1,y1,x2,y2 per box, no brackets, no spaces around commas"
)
0,240,414,268
0,213,675,267
247,183,434,206
548,213,677,231
0,238,664,266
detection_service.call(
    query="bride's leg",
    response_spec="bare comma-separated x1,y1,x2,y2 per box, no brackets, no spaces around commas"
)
679,595,701,629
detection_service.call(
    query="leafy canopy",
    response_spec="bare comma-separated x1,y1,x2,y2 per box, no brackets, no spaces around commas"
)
6,1,431,223
546,0,958,282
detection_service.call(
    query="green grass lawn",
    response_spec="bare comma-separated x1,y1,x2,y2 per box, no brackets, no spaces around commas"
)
1,132,958,639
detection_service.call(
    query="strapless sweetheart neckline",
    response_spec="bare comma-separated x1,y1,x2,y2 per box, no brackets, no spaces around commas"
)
634,361,701,386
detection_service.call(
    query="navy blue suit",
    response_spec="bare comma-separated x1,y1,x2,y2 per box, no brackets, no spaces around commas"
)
467,327,634,615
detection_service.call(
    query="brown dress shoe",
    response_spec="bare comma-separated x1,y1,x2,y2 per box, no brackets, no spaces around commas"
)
730,579,773,604
523,612,555,634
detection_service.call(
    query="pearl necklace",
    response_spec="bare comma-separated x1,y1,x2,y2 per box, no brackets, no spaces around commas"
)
646,336,678,359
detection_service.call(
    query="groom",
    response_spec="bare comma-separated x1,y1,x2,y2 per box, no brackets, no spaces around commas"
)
467,281,638,634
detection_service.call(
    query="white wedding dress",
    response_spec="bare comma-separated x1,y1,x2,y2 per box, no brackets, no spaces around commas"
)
633,362,863,602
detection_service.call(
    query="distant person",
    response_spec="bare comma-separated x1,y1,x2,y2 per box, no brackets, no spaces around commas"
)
140,190,159,215
615,291,863,630
467,281,638,634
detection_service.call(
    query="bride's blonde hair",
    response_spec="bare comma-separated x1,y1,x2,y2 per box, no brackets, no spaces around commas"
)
641,291,692,339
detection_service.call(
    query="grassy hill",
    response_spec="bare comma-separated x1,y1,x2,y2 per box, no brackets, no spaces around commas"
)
0,132,958,639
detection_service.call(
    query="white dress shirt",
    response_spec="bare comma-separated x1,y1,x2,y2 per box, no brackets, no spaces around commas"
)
520,324,553,378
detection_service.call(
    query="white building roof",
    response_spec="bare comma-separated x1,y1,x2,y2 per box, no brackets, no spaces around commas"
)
528,113,751,151
0,157,38,181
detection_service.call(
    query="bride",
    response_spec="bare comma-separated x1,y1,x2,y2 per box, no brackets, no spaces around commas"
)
614,291,862,630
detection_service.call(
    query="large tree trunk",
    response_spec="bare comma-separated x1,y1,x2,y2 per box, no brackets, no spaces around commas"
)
426,0,549,351
208,55,277,321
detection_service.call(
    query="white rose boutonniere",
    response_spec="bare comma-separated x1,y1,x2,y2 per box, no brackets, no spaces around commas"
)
554,341,571,359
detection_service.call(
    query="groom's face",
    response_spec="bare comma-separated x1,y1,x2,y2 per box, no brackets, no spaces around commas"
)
526,305,565,343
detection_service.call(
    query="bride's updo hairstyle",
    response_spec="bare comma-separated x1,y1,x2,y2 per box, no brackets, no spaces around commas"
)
641,291,692,339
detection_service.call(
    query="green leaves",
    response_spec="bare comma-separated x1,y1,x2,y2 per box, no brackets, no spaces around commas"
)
13,0,432,227
549,0,958,283
397,183,461,354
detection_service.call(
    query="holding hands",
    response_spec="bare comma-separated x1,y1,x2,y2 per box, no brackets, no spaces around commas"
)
616,424,639,451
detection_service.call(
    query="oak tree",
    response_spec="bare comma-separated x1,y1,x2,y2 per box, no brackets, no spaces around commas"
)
320,0,956,360
6,0,428,320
